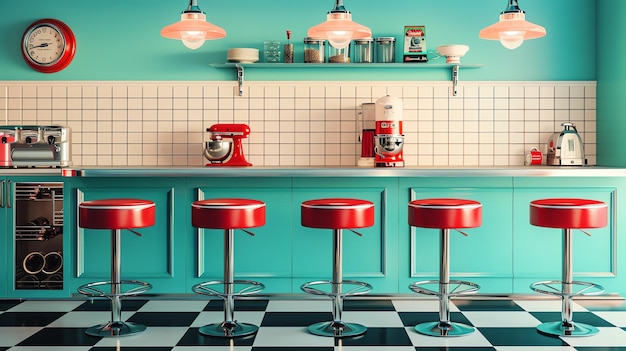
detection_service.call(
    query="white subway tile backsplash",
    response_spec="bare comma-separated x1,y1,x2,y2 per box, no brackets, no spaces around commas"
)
0,81,597,167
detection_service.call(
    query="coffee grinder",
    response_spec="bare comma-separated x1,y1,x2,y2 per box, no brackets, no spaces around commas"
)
374,95,404,167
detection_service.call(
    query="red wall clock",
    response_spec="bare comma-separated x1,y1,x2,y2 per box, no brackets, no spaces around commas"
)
21,18,76,73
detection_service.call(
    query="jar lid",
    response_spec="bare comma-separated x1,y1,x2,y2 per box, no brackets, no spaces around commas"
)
304,37,325,44
376,37,396,43
354,38,374,44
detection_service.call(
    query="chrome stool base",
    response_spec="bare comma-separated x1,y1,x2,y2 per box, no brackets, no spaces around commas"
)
415,321,475,337
85,321,146,337
199,321,259,338
308,321,367,337
537,321,600,337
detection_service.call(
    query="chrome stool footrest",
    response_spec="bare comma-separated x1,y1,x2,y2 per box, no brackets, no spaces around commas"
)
192,279,265,298
530,280,605,297
301,280,373,298
409,279,480,297
77,280,152,298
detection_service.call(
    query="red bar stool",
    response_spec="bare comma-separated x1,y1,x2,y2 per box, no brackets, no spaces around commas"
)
408,198,482,337
191,198,266,338
530,198,607,337
77,199,155,337
300,198,375,337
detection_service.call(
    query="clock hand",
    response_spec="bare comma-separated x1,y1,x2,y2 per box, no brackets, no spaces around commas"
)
31,43,51,49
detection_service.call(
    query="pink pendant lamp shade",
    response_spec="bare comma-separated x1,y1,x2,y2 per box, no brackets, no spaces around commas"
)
161,0,226,50
308,0,371,49
479,0,546,50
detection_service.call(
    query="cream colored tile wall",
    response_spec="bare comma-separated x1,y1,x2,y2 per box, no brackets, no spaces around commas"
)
0,81,596,167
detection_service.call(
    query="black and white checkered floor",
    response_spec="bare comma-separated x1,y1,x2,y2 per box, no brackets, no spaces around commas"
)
2,297,626,350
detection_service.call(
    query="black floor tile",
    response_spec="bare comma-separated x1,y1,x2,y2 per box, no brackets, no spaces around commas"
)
261,311,333,327
0,299,22,311
176,327,256,346
17,327,102,346
530,311,616,327
478,327,570,346
127,311,200,326
0,311,65,326
398,311,473,327
74,299,149,311
343,299,396,311
203,299,269,311
335,327,413,346
454,299,524,311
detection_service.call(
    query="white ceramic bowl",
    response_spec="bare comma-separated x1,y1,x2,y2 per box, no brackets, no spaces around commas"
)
436,44,469,64
227,48,259,63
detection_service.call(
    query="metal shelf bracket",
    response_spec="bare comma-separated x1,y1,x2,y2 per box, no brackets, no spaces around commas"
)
236,64,244,96
452,65,460,96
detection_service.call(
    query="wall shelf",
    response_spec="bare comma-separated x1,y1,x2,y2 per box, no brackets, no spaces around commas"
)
209,63,484,96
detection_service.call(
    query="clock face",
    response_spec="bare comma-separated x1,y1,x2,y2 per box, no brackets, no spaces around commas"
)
23,24,65,65
21,19,76,73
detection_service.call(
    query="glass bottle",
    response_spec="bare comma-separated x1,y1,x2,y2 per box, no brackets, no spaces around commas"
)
376,37,396,63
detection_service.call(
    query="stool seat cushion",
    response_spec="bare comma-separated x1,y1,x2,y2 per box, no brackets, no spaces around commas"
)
301,198,374,229
409,198,482,229
79,199,156,229
192,198,266,229
530,198,607,229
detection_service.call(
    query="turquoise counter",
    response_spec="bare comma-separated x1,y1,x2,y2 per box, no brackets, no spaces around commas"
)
2,166,625,298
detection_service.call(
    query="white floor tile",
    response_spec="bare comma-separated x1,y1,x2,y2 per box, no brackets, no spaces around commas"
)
7,347,92,351
0,327,42,347
7,300,84,312
93,326,189,347
392,299,460,312
253,326,334,347
593,311,626,327
513,299,587,312
495,347,576,351
341,311,405,328
46,311,135,328
404,326,493,347
462,311,542,328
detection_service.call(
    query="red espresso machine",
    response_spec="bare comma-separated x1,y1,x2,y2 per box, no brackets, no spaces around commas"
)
203,123,252,167
374,95,404,167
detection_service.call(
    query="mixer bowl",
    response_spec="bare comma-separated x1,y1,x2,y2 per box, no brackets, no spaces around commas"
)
374,135,404,156
204,139,232,162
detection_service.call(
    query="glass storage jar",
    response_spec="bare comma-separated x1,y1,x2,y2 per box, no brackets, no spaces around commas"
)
376,37,396,63
353,38,373,63
303,37,325,63
328,43,350,63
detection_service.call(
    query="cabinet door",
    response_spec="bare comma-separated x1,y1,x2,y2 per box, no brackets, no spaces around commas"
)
292,177,400,293
399,177,514,294
0,177,8,297
70,180,183,294
190,178,292,293
512,177,621,294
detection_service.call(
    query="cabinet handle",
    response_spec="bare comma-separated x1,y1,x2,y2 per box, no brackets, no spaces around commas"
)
6,180,11,208
0,180,4,208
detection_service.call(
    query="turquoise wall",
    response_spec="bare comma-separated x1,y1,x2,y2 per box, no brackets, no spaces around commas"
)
0,0,595,81
597,0,626,167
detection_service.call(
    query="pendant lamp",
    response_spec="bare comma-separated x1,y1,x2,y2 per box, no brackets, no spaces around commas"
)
308,0,371,49
161,0,226,50
479,0,546,50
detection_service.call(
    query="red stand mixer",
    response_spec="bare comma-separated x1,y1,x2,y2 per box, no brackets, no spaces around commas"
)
374,95,404,167
204,123,252,167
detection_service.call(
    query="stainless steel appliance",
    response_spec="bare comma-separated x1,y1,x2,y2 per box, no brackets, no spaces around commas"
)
203,123,253,167
0,125,71,168
546,122,586,166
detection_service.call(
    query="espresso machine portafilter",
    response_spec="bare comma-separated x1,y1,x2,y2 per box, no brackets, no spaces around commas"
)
204,123,252,167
